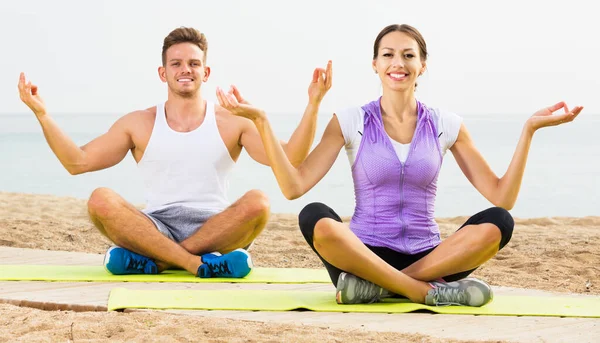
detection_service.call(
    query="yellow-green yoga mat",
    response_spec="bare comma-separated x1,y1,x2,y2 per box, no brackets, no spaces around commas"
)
107,288,600,318
0,265,330,284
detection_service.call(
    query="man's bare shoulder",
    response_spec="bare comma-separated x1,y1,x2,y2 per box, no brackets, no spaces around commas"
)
112,107,157,129
214,104,252,128
123,106,157,122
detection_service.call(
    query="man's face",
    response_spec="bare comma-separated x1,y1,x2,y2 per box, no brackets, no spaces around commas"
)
159,42,209,98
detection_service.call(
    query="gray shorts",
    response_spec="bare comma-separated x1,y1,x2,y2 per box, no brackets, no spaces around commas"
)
142,206,219,243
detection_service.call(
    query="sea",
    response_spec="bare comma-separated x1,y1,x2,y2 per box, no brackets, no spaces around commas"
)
0,112,598,218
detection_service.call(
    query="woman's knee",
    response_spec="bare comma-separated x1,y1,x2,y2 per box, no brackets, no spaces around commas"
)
313,218,347,247
298,202,342,244
481,207,514,249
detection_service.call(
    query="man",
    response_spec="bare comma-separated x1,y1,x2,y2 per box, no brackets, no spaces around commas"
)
18,27,332,278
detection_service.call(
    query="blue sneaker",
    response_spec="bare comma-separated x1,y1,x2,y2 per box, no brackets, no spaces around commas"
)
103,246,158,275
197,248,253,278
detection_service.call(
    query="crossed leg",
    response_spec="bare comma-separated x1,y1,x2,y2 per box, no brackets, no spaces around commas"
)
87,188,270,275
177,189,270,256
298,203,513,303
310,217,432,303
402,207,513,281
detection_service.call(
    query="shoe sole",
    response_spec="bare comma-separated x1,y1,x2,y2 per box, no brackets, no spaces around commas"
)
455,278,494,306
103,246,119,274
221,248,253,278
466,278,494,306
232,248,253,269
335,272,360,304
103,246,158,275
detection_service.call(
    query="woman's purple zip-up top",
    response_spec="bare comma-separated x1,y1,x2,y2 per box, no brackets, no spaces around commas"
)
350,97,443,254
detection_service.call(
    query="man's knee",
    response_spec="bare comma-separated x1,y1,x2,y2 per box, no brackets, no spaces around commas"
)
87,187,119,219
241,189,270,219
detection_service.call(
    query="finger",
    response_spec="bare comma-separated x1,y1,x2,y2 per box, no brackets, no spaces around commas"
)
552,112,580,126
18,72,25,91
571,105,583,115
315,68,326,85
312,68,320,83
218,87,236,108
325,60,332,88
547,101,565,113
560,106,583,123
215,87,225,106
221,88,236,108
216,87,230,108
231,85,245,103
569,106,583,120
563,103,570,114
225,92,239,107
565,114,577,123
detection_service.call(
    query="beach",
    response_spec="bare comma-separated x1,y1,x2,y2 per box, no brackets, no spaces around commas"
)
1,191,599,342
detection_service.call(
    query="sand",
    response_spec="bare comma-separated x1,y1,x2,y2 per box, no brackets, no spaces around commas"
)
1,191,599,342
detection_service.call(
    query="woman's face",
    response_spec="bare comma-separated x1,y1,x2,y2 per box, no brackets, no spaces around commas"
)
373,31,426,93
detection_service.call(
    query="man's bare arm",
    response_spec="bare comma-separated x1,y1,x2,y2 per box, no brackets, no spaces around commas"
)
279,101,321,167
18,72,134,175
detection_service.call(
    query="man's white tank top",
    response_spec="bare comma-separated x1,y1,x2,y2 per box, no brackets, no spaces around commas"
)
138,101,234,212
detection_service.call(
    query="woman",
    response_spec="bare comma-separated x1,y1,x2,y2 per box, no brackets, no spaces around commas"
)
217,24,583,307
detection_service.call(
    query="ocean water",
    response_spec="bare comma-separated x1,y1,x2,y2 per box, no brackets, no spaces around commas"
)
0,112,598,218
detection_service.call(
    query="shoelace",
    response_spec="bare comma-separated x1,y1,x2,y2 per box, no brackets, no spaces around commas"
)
207,260,232,276
355,279,381,304
126,257,149,272
433,286,466,306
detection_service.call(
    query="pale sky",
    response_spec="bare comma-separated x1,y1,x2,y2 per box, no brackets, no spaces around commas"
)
1,0,598,117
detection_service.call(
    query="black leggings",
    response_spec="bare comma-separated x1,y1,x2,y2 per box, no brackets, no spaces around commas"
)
298,203,514,286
